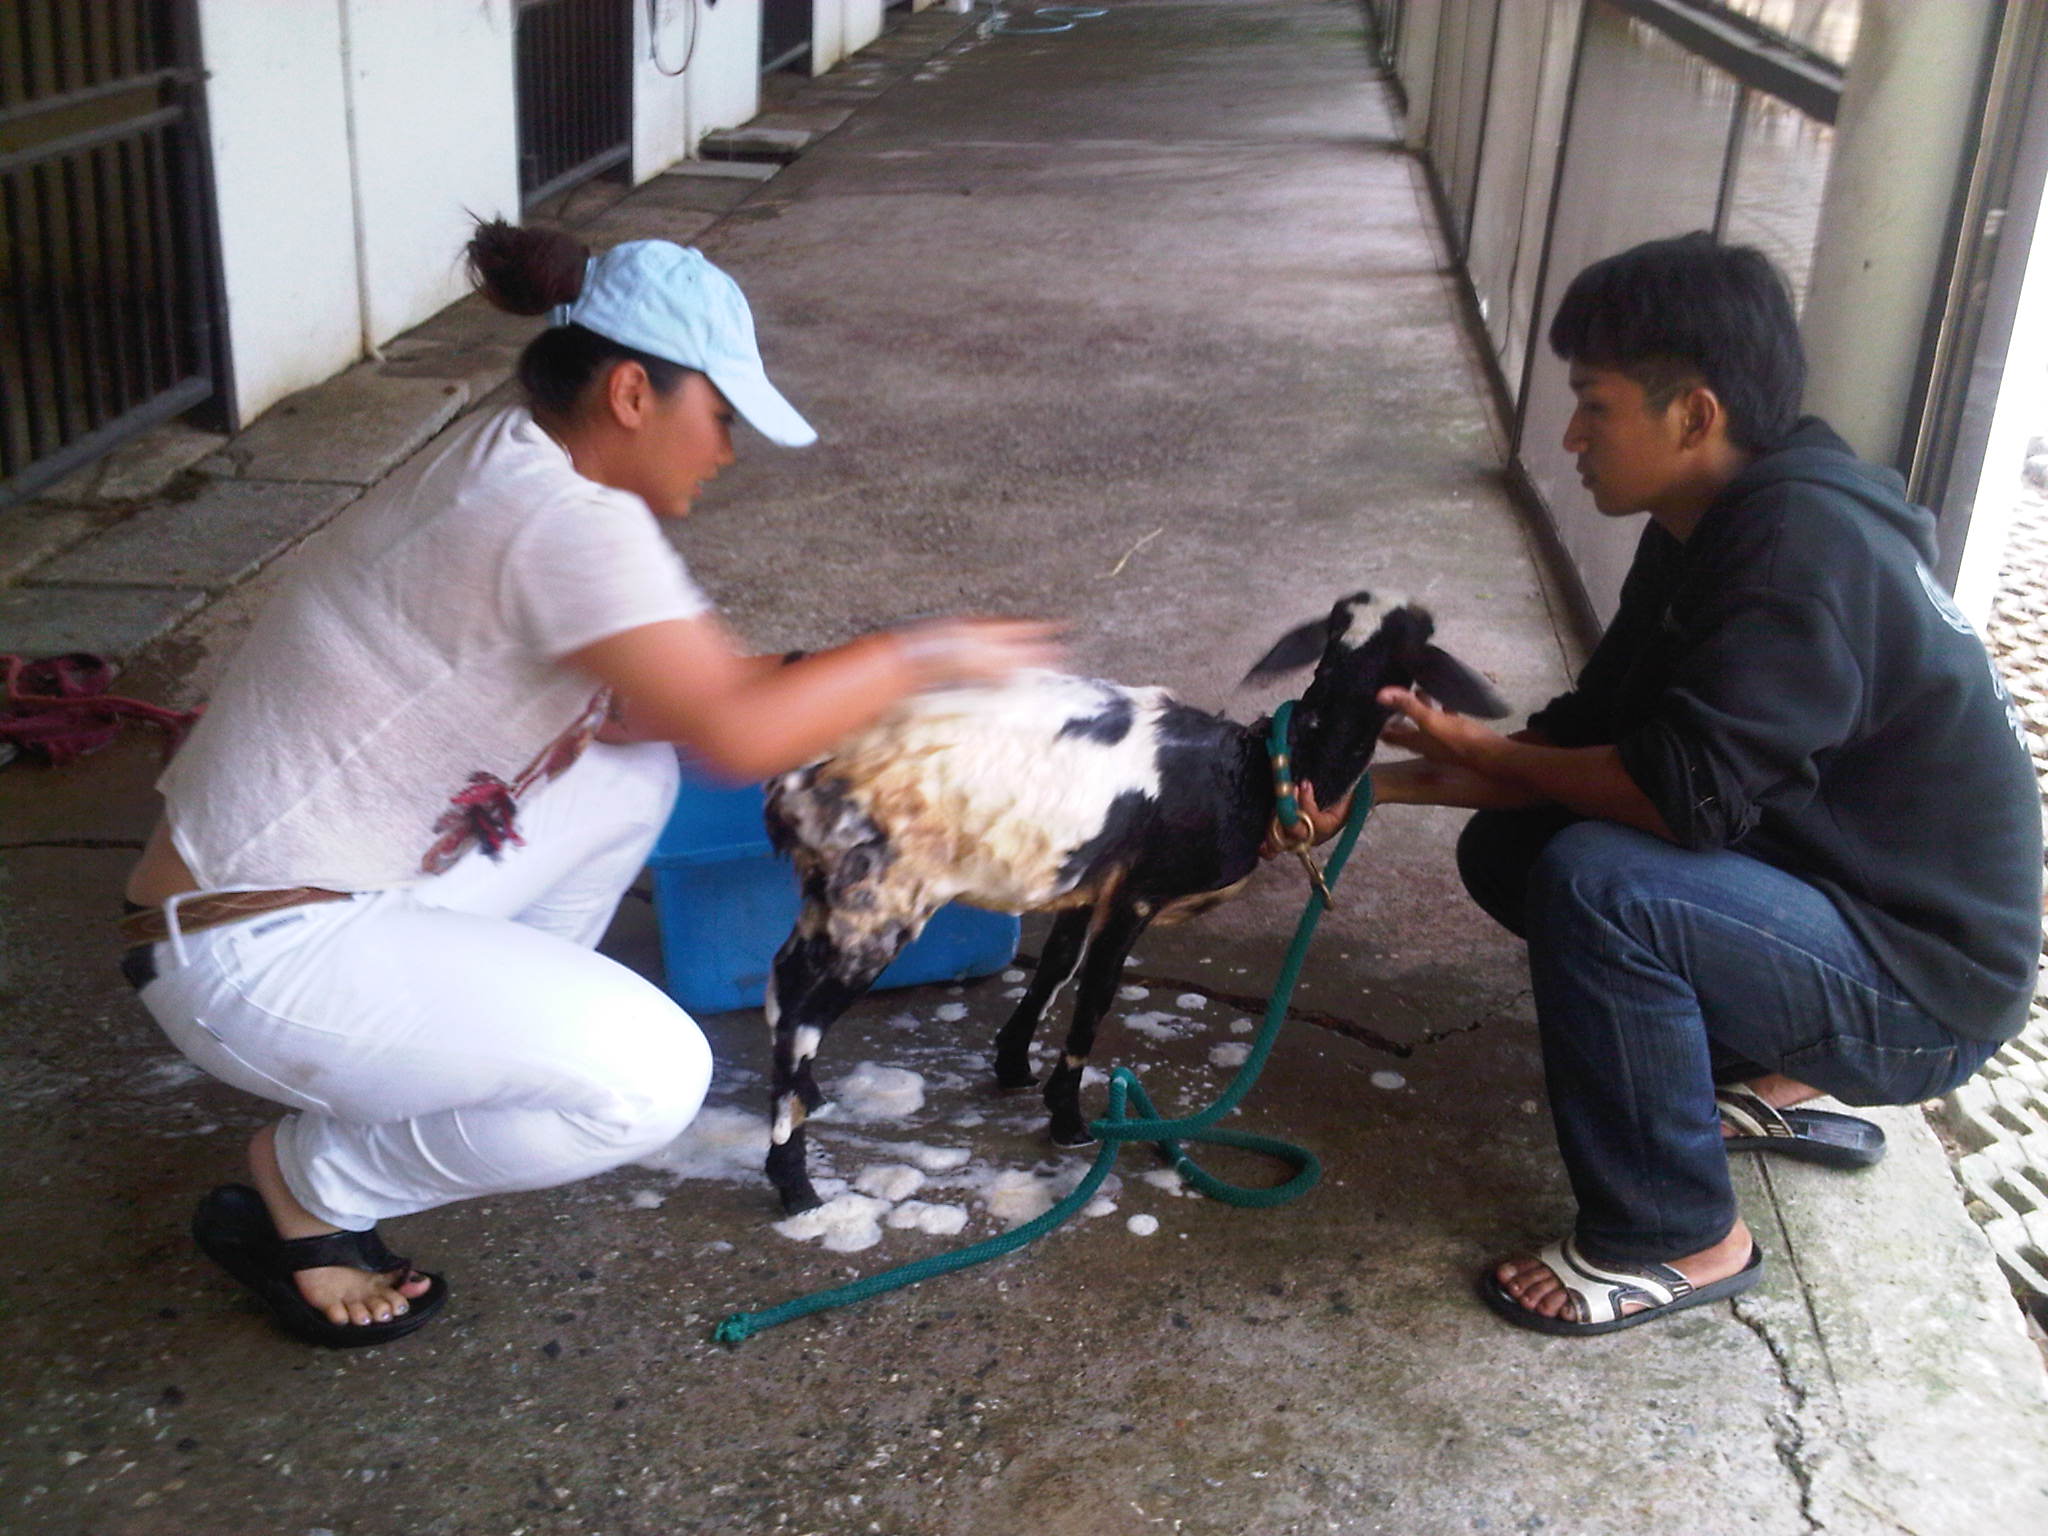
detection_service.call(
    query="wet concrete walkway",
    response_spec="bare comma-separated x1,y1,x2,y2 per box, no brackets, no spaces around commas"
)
3,4,2045,1533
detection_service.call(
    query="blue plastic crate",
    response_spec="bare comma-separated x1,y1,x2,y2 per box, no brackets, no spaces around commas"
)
649,767,1021,1015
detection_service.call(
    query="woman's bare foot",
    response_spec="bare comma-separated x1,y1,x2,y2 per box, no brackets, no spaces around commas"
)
248,1124,433,1327
1491,1219,1755,1325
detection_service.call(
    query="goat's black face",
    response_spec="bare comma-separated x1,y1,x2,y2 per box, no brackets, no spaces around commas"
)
1248,590,1509,802
1287,594,1430,798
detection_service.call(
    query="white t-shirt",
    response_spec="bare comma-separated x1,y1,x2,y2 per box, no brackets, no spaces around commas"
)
160,406,709,891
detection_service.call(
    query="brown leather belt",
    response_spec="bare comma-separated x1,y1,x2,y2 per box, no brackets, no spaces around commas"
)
120,887,351,947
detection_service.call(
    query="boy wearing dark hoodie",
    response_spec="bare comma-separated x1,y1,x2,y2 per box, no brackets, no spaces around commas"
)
1360,232,2041,1334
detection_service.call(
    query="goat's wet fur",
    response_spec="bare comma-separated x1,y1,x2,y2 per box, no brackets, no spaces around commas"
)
759,592,1508,1214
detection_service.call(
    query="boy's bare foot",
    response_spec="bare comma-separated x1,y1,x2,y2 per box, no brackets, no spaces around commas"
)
1491,1219,1755,1325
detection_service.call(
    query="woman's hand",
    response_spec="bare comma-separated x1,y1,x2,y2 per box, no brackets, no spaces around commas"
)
571,612,1063,782
894,618,1066,689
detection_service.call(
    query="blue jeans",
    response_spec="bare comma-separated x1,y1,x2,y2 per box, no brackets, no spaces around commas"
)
1458,811,1998,1265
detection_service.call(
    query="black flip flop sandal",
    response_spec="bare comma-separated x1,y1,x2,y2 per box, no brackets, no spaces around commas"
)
1479,1235,1765,1337
191,1184,448,1348
1716,1085,1886,1169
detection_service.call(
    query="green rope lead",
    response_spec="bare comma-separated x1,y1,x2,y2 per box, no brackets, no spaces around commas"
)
713,702,1372,1345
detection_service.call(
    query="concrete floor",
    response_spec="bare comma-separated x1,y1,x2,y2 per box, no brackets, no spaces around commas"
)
4,4,2047,1533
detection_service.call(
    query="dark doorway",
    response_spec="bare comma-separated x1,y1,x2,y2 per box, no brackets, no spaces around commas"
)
762,0,814,76
516,0,635,209
0,0,225,505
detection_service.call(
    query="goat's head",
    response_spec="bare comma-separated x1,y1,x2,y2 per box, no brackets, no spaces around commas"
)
1243,591,1509,801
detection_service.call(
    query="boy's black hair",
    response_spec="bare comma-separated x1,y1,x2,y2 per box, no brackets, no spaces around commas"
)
1548,232,1805,452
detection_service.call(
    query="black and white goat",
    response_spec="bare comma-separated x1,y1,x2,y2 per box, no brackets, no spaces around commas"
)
759,592,1508,1214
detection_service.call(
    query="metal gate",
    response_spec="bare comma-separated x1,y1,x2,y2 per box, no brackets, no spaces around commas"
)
0,0,223,505
761,0,813,76
517,0,634,208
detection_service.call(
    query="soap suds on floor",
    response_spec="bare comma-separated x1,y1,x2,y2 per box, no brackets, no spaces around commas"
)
885,1200,969,1235
830,1062,927,1121
853,1163,927,1202
1124,1011,1194,1042
638,1105,770,1182
638,995,1216,1257
773,1192,891,1252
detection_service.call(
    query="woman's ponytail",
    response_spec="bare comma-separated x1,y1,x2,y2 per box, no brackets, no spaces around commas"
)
463,218,688,420
465,219,588,317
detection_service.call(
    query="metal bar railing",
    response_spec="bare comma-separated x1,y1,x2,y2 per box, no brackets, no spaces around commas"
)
1606,0,1843,123
516,0,632,206
0,0,219,501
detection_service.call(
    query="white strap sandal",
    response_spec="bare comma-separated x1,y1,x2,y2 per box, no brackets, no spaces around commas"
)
1480,1234,1764,1336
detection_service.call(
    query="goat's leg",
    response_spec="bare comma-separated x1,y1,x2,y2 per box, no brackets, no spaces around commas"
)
1044,897,1154,1148
764,908,912,1215
991,906,1092,1091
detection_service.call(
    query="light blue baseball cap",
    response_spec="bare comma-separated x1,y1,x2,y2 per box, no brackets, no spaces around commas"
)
551,240,817,447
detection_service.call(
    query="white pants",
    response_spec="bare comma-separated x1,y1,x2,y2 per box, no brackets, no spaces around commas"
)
135,741,710,1232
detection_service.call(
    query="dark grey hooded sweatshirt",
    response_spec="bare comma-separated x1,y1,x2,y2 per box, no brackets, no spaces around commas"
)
1530,418,2042,1042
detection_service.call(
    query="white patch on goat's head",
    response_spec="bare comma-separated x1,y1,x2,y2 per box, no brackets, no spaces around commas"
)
1324,590,1410,653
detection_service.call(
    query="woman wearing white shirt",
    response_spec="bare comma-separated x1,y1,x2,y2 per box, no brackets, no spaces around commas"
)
122,222,1056,1347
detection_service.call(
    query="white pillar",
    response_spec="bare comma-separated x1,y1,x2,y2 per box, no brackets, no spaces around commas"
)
1396,0,1443,152
1950,206,2048,627
1799,0,2001,465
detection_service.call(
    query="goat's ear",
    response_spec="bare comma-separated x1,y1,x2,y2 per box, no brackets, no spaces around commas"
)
1414,644,1511,719
1241,617,1331,682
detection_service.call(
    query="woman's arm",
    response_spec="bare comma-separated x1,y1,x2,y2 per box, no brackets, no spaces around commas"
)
569,613,1060,781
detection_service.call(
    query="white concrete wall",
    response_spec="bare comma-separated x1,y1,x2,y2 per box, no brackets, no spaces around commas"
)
814,0,885,76
194,0,362,425
1395,0,1443,151
634,0,765,179
198,0,520,422
343,0,520,348
203,0,914,425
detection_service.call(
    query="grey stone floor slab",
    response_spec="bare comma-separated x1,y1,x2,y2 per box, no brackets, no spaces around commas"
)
29,480,357,590
220,367,468,485
0,502,110,586
35,422,227,508
665,157,782,181
0,583,206,657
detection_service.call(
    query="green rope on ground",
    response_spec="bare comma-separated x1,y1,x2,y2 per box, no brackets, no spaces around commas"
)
713,702,1373,1345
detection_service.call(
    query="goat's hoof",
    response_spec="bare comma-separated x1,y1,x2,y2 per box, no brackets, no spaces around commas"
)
1049,1124,1098,1150
776,1183,825,1217
991,1068,1039,1094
